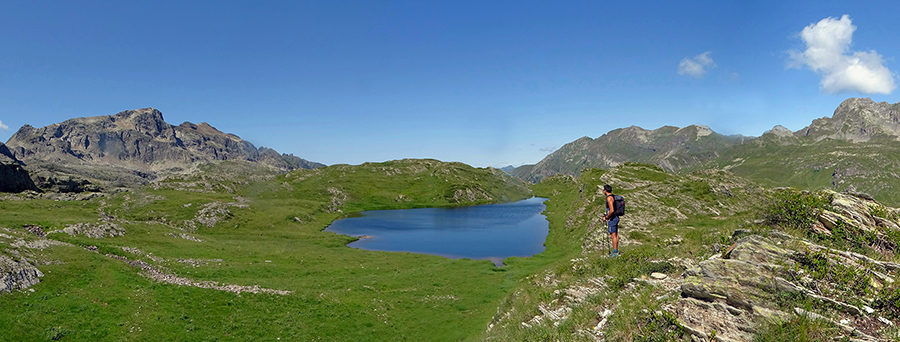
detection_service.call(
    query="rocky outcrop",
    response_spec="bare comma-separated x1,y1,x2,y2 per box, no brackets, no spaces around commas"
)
673,191,900,341
4,108,324,189
0,255,43,293
0,142,38,193
55,221,126,239
1,226,75,294
451,187,491,203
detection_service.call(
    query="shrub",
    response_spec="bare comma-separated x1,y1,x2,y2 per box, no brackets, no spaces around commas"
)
874,286,900,320
761,190,831,230
753,315,837,341
634,310,688,342
790,249,873,299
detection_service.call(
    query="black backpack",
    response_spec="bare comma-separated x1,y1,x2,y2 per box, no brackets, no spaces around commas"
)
607,194,625,217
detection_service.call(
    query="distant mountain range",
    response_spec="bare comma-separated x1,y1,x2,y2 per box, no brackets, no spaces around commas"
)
514,98,900,205
4,99,900,204
2,108,323,192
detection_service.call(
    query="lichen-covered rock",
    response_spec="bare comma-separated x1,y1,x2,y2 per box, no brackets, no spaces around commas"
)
819,209,855,231
671,297,786,342
831,192,877,230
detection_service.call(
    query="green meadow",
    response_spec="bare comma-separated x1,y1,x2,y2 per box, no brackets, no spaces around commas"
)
0,159,586,341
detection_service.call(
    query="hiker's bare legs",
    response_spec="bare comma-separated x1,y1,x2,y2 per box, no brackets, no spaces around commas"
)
611,232,618,251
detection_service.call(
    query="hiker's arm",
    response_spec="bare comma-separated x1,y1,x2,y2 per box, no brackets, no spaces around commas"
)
604,196,614,220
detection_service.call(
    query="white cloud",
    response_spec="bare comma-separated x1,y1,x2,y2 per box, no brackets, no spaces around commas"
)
0,120,8,130
678,52,716,79
788,15,896,94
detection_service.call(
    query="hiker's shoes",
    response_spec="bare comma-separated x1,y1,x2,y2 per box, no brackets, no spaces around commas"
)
609,251,619,258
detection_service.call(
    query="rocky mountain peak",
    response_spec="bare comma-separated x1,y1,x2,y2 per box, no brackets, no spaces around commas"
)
179,121,236,139
801,97,900,142
3,108,323,192
112,107,163,121
763,125,794,138
832,97,876,121
677,125,714,139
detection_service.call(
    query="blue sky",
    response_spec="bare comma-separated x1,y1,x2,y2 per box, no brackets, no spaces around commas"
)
1,1,898,167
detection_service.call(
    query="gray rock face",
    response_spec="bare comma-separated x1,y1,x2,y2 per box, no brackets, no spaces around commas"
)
5,108,324,189
801,97,900,142
0,142,39,193
0,255,44,293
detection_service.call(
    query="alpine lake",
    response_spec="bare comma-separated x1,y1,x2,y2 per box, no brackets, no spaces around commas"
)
325,197,550,266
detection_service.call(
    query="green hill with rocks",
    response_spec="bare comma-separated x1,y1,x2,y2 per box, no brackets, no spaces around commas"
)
0,159,538,341
485,163,900,341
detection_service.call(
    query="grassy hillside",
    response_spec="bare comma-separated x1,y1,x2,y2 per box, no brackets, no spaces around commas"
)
7,159,899,340
696,138,900,206
486,163,900,341
0,159,566,341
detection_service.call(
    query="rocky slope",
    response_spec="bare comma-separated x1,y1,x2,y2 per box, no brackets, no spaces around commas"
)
3,108,323,192
676,190,900,341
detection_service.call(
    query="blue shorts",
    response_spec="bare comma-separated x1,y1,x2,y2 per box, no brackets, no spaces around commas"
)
608,216,619,234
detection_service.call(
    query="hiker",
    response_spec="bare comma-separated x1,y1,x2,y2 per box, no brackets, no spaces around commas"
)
602,184,622,257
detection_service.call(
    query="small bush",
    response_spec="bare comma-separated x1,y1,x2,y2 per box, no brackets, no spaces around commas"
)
874,286,900,320
634,310,688,342
753,315,838,341
790,249,873,299
761,190,831,230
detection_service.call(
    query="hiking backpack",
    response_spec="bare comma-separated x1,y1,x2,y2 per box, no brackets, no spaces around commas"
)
607,194,625,217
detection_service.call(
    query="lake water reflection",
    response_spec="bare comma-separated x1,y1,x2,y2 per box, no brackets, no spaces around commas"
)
324,197,549,266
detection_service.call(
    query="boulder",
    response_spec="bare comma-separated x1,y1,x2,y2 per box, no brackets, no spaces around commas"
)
831,193,877,230
819,210,853,231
